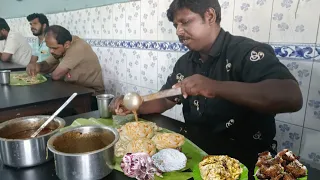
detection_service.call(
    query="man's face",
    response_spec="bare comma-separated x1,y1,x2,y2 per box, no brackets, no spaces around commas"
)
0,29,6,40
29,18,45,36
45,36,66,59
173,8,217,52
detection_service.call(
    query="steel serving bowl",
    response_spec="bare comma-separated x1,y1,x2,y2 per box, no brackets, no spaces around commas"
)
0,115,65,168
47,125,119,180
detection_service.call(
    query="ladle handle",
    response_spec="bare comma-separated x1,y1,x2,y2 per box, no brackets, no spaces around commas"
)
142,88,181,102
30,93,78,138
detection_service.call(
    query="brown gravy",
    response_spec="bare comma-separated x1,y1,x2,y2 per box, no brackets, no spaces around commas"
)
5,128,54,139
133,110,138,122
52,131,114,153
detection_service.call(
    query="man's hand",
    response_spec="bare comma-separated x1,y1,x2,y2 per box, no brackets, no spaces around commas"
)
173,74,217,98
109,95,131,116
26,63,40,76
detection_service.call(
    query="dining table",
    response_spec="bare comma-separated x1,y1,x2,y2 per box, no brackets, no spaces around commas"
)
0,110,319,180
0,78,94,123
0,61,26,71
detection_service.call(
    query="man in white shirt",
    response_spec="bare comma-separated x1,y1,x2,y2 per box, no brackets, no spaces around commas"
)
0,18,32,66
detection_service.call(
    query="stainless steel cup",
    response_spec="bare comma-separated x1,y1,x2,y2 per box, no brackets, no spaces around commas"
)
96,94,114,118
0,70,11,85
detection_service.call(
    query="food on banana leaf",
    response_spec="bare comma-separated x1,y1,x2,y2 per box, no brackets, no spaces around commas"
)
126,138,157,156
152,148,187,172
199,155,242,180
151,132,185,150
255,149,307,180
120,152,160,180
118,121,155,141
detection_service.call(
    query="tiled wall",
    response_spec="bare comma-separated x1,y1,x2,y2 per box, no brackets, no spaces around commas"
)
5,0,320,169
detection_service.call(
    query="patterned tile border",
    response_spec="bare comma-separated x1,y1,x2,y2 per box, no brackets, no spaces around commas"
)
27,37,320,60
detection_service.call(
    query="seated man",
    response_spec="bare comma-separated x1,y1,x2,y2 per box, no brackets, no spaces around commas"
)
27,13,51,63
0,18,32,66
27,25,104,94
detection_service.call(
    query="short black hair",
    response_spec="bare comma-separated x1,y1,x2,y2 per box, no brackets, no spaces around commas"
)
27,13,49,26
0,18,10,31
167,0,221,24
45,25,72,45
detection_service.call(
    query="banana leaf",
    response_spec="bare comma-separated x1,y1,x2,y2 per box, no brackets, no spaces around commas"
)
254,166,308,180
10,72,47,86
65,117,249,180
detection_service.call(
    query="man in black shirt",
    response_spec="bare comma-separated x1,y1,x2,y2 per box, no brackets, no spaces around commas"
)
110,0,302,178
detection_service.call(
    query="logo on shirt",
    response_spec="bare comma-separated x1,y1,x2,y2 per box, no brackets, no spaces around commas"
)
226,119,235,128
250,50,265,61
176,73,184,82
253,131,262,140
226,59,232,72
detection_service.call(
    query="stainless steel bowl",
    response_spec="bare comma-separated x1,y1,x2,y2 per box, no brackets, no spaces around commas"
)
0,115,65,168
47,125,119,180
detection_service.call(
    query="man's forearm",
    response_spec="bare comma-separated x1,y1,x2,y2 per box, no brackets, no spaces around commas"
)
214,79,303,114
39,61,58,74
138,98,176,115
30,55,38,64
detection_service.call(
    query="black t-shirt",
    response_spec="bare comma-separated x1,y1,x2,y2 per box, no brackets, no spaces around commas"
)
161,29,296,145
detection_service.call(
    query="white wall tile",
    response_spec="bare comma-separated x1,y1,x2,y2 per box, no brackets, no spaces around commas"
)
125,1,141,40
88,7,102,39
101,48,115,80
125,49,141,86
104,79,116,95
140,87,157,96
157,0,178,41
276,59,312,126
125,84,141,95
317,17,320,44
113,48,127,82
113,3,126,39
305,62,320,130
299,128,320,170
74,9,87,38
141,0,158,40
115,80,127,96
233,0,273,42
220,0,235,33
275,121,303,155
140,50,158,90
269,0,320,43
100,5,113,39
157,51,177,90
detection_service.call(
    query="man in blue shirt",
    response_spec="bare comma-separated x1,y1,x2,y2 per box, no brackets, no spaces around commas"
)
27,13,50,63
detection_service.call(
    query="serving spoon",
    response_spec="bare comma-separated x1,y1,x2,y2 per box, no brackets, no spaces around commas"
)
123,88,182,111
31,93,78,138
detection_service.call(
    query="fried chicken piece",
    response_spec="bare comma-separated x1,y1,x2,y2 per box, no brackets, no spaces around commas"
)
285,160,307,178
277,149,298,162
255,169,270,179
271,174,284,180
260,164,284,178
256,151,273,167
283,173,296,180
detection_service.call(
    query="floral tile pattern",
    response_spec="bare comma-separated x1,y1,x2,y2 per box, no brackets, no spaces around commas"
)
269,0,320,43
233,0,273,42
300,128,320,170
275,121,303,154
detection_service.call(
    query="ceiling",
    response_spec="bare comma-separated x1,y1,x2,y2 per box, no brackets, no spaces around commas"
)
1,0,135,18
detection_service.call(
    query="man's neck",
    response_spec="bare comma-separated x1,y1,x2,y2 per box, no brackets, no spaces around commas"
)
38,34,45,43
